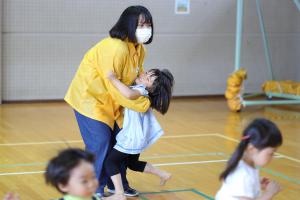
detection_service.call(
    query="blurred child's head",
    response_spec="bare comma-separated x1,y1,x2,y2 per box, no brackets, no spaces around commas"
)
45,148,98,198
220,118,282,180
136,68,174,114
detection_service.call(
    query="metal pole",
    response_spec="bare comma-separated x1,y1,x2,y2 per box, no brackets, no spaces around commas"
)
256,0,274,80
243,99,300,106
294,0,300,12
234,0,244,71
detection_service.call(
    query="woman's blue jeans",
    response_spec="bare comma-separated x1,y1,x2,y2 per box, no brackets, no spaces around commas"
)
74,110,128,194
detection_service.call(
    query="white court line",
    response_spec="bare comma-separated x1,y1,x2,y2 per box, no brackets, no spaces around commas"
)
143,152,225,160
215,133,300,164
0,156,284,176
0,140,82,146
161,133,219,138
154,155,284,166
0,171,45,176
0,134,219,146
0,159,228,176
0,133,298,163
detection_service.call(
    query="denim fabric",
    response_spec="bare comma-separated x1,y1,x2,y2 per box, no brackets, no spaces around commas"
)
74,110,128,194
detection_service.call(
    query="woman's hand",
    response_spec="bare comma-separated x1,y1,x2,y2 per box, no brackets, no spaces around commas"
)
107,70,117,80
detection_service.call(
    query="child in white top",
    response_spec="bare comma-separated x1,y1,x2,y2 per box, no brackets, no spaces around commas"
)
216,118,283,200
104,69,174,200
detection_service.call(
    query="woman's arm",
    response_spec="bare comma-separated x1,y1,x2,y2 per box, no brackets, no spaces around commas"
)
96,43,150,112
107,71,141,100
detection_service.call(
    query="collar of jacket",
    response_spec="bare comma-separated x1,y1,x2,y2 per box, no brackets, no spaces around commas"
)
126,39,142,58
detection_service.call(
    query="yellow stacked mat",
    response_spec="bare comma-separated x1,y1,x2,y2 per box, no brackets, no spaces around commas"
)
262,80,300,96
225,68,247,111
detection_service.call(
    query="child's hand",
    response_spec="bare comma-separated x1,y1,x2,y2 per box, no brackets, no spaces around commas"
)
265,180,281,197
260,177,270,190
3,192,20,200
107,70,116,80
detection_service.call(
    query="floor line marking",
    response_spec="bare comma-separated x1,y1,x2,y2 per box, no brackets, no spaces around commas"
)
153,160,228,166
0,159,229,176
143,152,225,160
2,156,297,188
260,167,300,185
0,152,226,168
141,188,213,200
0,140,82,146
0,171,45,176
0,134,219,146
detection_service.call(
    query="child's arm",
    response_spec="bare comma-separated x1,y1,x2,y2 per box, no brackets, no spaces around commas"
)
237,180,281,200
107,71,142,100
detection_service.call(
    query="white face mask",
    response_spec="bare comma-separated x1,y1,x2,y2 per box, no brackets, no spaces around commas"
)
135,27,152,44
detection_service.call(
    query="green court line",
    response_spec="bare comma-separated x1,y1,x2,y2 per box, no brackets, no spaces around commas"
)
1,154,299,188
261,167,300,185
140,188,193,194
139,195,149,200
191,189,214,200
139,188,214,199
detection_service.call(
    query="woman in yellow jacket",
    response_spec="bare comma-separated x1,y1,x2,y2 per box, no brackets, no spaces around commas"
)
64,6,153,198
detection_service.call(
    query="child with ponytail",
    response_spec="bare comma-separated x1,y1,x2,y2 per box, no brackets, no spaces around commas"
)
216,118,283,200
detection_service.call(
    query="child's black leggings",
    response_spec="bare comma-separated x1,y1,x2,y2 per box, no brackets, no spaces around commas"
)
105,148,147,176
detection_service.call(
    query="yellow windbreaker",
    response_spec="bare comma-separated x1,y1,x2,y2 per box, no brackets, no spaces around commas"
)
64,37,150,129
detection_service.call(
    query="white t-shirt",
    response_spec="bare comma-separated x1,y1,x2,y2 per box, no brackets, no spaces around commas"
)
215,160,260,200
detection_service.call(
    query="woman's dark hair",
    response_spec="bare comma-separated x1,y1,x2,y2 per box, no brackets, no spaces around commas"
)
220,118,282,180
109,5,153,44
147,69,174,115
45,148,95,193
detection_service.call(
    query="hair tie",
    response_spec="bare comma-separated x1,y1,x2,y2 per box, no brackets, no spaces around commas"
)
241,135,250,140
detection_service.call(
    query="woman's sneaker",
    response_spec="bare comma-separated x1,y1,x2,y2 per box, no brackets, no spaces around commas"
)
107,186,139,197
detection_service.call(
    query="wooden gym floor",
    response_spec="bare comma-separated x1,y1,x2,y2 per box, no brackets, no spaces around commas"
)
0,97,299,199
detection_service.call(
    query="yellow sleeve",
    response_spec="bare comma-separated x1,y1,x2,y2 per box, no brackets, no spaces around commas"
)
98,44,150,112
106,79,150,112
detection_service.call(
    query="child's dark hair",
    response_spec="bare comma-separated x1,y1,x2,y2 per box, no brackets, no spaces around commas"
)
220,118,282,180
147,69,174,115
45,148,95,193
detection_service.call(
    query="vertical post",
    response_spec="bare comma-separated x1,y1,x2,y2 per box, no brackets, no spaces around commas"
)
294,0,300,12
0,0,2,104
234,0,244,71
256,0,274,80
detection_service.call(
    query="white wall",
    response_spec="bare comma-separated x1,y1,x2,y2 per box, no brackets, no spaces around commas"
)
295,5,300,82
0,0,2,103
1,0,300,101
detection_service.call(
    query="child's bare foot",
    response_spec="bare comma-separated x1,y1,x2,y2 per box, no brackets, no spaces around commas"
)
3,192,20,200
104,193,126,200
159,171,172,186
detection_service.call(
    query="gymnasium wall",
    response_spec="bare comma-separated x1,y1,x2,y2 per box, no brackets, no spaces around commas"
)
296,8,300,81
1,0,300,101
0,0,2,103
